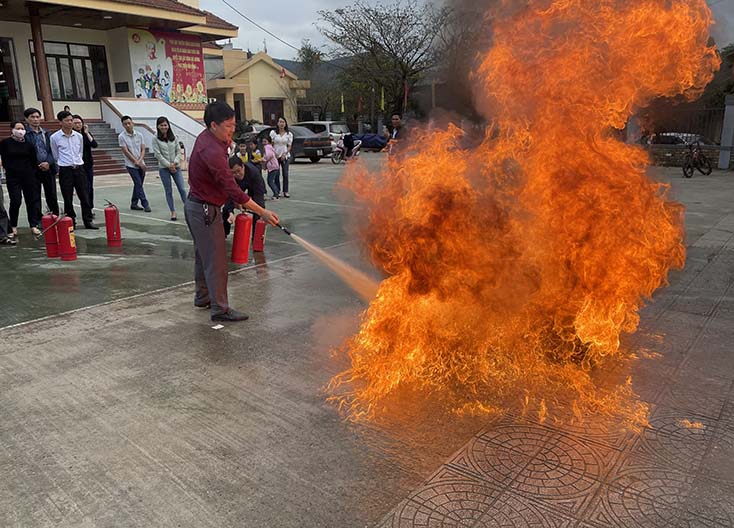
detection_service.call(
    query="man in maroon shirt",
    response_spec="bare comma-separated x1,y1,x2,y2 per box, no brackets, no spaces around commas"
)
186,102,279,322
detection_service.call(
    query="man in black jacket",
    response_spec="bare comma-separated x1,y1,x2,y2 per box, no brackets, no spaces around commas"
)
223,156,266,238
24,107,59,217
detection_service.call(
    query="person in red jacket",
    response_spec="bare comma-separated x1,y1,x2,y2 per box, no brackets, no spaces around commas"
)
185,101,279,322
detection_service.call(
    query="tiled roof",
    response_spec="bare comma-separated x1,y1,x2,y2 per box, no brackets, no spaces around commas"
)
203,11,238,31
108,0,205,17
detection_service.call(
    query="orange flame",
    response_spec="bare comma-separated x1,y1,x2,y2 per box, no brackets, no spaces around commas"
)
329,0,720,427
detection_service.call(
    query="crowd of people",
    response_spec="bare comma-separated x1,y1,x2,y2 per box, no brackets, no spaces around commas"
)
0,105,296,247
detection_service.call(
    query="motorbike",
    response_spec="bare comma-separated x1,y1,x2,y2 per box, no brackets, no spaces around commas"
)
331,133,362,164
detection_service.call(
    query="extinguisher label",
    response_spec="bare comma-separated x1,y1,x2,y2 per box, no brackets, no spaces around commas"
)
69,228,76,248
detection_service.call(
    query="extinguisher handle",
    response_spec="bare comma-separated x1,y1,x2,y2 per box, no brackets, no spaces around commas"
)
104,200,118,209
35,213,66,240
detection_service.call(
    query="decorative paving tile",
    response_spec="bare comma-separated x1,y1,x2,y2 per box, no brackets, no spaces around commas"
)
473,491,576,528
448,435,534,488
605,466,694,509
381,467,503,528
683,477,734,527
531,430,619,480
656,379,731,420
584,484,690,528
628,409,714,471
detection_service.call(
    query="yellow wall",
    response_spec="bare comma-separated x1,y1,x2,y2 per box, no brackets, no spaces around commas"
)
245,61,296,124
0,20,131,120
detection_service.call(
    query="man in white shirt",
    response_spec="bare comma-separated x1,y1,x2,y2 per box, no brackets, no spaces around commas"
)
50,110,97,229
118,116,151,212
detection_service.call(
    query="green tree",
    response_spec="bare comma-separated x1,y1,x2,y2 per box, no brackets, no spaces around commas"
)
317,0,449,115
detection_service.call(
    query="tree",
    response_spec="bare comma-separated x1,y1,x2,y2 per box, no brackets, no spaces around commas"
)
317,0,450,115
297,39,324,77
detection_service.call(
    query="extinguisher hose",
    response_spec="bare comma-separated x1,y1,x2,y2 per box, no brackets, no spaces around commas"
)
34,214,67,241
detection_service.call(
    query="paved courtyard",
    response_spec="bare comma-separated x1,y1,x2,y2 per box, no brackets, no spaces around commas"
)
1,158,733,527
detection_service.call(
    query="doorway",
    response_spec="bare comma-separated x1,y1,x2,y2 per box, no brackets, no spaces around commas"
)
0,38,23,122
261,99,284,126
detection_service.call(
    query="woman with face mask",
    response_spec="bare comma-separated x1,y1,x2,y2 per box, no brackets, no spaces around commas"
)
0,121,41,237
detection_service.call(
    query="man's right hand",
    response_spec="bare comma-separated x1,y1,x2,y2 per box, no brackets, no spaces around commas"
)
39,162,50,171
261,210,280,226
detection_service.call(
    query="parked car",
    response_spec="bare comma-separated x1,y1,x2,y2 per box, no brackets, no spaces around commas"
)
294,121,351,148
643,132,716,146
255,125,332,163
234,124,270,144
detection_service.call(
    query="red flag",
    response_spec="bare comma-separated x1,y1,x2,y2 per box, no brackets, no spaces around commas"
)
280,67,286,78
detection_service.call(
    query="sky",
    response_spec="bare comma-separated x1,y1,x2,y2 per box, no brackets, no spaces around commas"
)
198,0,734,60
199,0,341,60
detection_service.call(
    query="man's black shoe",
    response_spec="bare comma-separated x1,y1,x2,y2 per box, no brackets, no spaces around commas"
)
144,207,152,213
131,205,144,210
211,309,249,322
85,223,99,230
194,301,211,309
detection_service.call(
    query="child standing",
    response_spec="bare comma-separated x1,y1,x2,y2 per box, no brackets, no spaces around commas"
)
262,136,280,200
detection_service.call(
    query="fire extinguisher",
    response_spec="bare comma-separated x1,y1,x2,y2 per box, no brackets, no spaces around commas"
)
252,219,266,252
231,213,253,264
104,200,122,247
39,212,60,258
57,215,77,261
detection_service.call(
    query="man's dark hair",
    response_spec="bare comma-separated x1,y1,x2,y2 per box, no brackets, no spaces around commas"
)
228,156,244,169
23,107,41,118
57,110,72,121
391,113,402,120
204,101,234,128
121,115,132,124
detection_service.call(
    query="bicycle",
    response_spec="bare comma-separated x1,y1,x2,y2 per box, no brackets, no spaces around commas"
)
682,141,712,178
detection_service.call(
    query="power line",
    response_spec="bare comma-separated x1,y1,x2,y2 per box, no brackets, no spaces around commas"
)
219,0,301,52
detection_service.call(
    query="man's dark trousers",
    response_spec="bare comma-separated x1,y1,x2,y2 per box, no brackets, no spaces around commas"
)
36,169,59,215
184,197,230,317
58,166,94,226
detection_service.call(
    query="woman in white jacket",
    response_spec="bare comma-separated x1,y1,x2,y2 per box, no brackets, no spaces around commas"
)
269,117,293,198
152,117,187,220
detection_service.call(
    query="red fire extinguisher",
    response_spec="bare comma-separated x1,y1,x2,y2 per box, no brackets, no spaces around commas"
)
231,213,253,264
40,212,60,258
252,219,266,252
57,216,77,261
104,201,122,247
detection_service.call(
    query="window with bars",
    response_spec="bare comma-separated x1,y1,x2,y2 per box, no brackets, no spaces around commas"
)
30,40,111,102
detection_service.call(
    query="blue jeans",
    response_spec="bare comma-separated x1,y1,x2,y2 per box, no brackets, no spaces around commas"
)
126,166,149,208
267,169,281,197
279,157,290,193
159,167,187,212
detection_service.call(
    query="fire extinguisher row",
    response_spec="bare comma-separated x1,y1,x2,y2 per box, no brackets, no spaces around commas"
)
231,213,267,265
37,201,122,262
38,206,266,264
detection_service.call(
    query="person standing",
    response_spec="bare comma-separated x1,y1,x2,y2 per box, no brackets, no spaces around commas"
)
0,179,15,245
186,101,280,322
50,111,98,229
152,117,187,221
24,107,59,216
0,121,40,237
262,136,280,199
72,115,98,209
269,117,293,198
118,116,151,212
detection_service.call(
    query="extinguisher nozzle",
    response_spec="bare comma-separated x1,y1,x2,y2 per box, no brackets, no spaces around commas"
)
277,224,292,236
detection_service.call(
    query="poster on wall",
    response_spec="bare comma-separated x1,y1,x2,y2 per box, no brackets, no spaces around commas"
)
128,29,207,108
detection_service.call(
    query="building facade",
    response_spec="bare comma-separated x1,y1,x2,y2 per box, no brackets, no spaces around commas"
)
0,0,237,122
205,46,309,126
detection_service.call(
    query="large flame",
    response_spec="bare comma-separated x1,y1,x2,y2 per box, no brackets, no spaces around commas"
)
329,0,720,426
